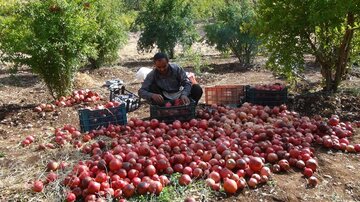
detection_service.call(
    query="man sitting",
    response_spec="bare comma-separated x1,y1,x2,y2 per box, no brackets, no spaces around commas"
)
138,52,203,105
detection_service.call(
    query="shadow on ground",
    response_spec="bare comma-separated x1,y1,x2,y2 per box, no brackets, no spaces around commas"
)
0,104,36,121
0,74,39,88
288,90,360,121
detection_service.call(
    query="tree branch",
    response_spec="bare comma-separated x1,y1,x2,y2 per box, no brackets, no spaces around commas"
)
350,24,360,31
306,32,327,67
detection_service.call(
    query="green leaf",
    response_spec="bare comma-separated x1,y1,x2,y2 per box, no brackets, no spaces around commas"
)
135,0,198,58
204,0,259,67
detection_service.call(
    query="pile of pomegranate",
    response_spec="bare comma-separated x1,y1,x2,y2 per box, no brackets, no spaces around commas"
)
31,103,358,201
33,90,102,112
251,84,286,91
54,90,102,107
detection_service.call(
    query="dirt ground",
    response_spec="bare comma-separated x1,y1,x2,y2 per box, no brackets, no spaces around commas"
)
0,34,360,202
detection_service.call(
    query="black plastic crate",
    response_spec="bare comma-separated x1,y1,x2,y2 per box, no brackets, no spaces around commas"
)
150,100,196,123
245,85,288,106
105,79,141,112
112,92,140,112
78,103,127,132
110,87,141,112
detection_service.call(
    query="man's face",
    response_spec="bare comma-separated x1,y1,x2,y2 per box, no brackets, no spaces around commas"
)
154,58,168,75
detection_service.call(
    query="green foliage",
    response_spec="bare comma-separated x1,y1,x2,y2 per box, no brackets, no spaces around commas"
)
0,1,15,16
135,0,198,58
0,0,98,98
188,0,226,21
121,10,139,30
205,0,259,67
123,0,145,11
88,0,130,68
257,0,360,91
351,31,360,66
177,47,210,74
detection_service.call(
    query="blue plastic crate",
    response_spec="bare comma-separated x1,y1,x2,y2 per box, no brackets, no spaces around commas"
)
78,103,127,132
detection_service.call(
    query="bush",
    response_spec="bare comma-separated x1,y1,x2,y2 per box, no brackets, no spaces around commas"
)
135,0,198,58
88,0,130,68
257,0,360,92
177,47,209,74
0,0,98,98
205,0,258,67
123,0,144,11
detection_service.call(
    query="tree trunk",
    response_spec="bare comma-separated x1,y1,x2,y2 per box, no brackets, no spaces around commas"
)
230,42,242,67
169,49,174,59
244,43,252,67
306,12,355,93
89,57,99,69
321,65,335,92
334,13,355,91
308,35,336,92
233,48,243,66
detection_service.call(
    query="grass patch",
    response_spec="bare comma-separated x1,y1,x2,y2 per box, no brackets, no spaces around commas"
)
338,86,360,96
267,179,277,187
129,173,215,202
0,152,5,158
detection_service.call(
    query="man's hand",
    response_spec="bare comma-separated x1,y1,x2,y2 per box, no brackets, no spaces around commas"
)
180,95,190,105
151,94,164,104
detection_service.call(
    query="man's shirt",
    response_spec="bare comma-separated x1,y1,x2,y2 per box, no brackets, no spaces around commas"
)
138,63,192,101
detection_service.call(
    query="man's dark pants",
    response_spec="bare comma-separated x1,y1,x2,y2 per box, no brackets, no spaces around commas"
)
149,84,203,104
